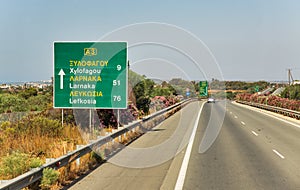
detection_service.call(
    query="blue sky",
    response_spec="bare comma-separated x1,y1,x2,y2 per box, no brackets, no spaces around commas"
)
0,0,300,82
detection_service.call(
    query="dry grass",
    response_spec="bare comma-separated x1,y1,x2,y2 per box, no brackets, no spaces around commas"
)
0,104,181,188
0,124,84,159
0,123,87,182
0,120,142,187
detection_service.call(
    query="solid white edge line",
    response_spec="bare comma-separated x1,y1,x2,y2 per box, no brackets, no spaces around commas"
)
272,149,285,159
251,131,258,136
232,101,300,129
174,102,204,190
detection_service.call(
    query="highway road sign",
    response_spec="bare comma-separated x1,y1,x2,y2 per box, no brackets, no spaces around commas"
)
54,42,127,109
199,81,208,97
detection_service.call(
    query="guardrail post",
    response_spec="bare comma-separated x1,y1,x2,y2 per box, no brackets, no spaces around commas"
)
45,158,55,164
0,180,11,186
76,145,84,167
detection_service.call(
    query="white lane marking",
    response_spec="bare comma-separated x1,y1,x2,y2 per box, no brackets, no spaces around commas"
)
234,115,238,119
232,101,300,129
174,102,204,190
241,121,246,126
251,131,258,136
230,112,233,114
272,149,285,159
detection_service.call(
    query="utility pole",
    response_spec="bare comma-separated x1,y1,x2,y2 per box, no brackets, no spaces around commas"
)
288,69,291,86
288,69,294,86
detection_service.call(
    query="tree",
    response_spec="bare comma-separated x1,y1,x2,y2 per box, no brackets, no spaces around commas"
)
169,78,195,96
152,82,177,97
133,78,155,115
27,94,52,111
19,87,38,99
0,94,28,113
281,85,300,100
129,70,144,87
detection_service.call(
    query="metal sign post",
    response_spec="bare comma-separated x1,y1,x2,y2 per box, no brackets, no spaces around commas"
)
61,109,64,127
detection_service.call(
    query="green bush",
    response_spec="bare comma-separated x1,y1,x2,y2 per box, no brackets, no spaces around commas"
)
0,92,52,114
29,157,43,168
0,151,43,179
0,94,28,113
0,151,29,179
281,84,300,100
10,115,63,137
0,121,11,130
40,168,60,189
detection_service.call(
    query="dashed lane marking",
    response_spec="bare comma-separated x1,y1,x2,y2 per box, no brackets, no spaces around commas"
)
251,131,258,136
272,149,285,159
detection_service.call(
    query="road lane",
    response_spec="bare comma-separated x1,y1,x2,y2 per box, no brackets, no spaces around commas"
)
69,100,300,190
227,102,300,170
183,101,300,190
69,101,204,190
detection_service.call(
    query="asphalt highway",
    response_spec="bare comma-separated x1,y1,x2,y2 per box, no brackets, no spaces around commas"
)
69,100,300,190
183,101,300,190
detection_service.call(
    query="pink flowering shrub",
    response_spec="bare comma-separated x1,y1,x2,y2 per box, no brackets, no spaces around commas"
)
149,96,180,113
236,93,300,111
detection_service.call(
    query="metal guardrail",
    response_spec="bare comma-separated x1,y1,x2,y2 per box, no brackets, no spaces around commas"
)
0,98,194,190
236,101,300,120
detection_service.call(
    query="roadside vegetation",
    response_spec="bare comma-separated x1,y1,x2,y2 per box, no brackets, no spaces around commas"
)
235,84,300,111
281,84,300,100
236,93,300,111
0,86,52,113
0,70,190,188
2,73,297,188
208,80,273,100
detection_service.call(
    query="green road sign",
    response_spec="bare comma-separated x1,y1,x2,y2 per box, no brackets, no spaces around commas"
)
199,81,208,97
54,42,127,109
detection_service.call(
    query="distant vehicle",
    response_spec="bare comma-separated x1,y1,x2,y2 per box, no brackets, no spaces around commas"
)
207,98,215,103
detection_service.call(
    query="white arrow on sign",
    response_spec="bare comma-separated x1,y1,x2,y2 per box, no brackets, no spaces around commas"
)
58,69,65,89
